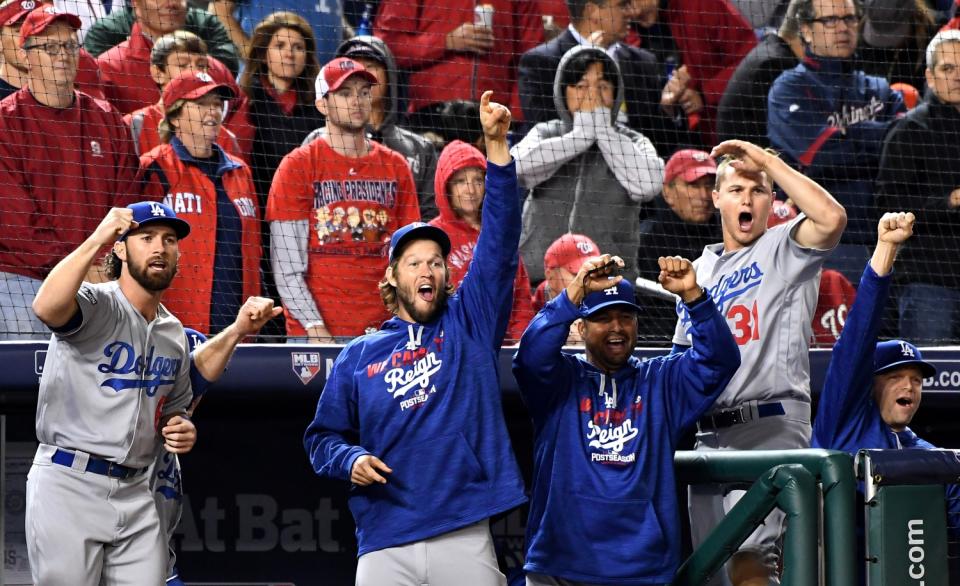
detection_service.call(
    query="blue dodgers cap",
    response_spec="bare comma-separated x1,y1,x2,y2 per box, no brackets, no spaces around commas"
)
581,280,641,317
120,201,191,241
388,222,451,262
874,340,937,378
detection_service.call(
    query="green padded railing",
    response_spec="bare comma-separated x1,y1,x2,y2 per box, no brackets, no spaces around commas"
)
673,449,858,586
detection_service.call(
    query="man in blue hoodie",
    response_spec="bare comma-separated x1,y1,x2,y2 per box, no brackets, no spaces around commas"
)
812,211,960,575
513,254,740,585
303,90,526,586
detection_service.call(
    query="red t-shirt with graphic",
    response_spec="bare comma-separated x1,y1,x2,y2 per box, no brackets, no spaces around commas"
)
267,138,420,336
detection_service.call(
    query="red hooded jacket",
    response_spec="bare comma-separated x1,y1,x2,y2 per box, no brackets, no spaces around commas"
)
428,140,534,343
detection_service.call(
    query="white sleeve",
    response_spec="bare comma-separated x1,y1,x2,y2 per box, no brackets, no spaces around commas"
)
595,117,664,203
510,117,596,190
270,220,325,327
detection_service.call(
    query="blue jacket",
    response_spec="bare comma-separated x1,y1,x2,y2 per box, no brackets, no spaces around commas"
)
303,161,527,556
767,54,904,242
512,293,740,584
812,263,960,525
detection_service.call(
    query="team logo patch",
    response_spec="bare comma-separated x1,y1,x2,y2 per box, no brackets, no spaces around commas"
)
576,241,594,255
291,352,321,385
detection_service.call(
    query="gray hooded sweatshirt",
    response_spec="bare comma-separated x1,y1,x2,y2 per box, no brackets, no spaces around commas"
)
512,45,664,283
303,35,439,220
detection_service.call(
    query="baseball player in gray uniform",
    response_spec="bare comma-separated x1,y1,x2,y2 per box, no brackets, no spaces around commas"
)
28,202,280,586
672,140,847,586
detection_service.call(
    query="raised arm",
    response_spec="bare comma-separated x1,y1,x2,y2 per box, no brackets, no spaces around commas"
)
32,208,135,328
812,212,914,449
454,92,523,345
514,254,625,413
711,139,847,250
656,256,740,435
192,296,282,382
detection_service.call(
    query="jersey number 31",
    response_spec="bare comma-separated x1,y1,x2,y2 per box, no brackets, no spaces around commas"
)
727,301,760,345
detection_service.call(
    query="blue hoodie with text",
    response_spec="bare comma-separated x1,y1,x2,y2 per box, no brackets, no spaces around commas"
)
512,292,740,584
303,160,527,556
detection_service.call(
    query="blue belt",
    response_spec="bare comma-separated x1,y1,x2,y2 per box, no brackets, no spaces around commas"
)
698,402,786,430
51,449,147,479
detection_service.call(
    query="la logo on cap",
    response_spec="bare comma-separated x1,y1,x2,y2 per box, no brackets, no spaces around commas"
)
576,241,594,254
21,1,36,10
603,286,618,296
899,341,915,357
149,202,167,217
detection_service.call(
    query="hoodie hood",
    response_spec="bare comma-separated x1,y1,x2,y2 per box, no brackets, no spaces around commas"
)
433,140,487,225
335,35,399,128
553,45,626,129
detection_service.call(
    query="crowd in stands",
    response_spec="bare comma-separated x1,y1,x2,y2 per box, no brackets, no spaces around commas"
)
1,0,959,345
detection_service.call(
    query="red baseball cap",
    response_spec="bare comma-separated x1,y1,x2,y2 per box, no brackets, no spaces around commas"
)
0,0,43,27
18,5,80,47
315,57,377,98
664,149,717,184
544,234,599,274
766,200,798,228
162,71,234,110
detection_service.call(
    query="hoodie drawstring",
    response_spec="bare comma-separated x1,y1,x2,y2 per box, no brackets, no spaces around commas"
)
406,324,423,351
598,374,618,409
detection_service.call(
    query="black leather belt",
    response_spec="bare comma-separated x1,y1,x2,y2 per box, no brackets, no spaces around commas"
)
698,402,786,431
51,449,147,479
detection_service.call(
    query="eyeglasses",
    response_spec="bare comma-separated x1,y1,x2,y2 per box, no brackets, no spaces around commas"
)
23,40,81,56
810,14,859,28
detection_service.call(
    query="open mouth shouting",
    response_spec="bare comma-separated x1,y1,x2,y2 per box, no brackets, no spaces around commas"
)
895,395,915,408
148,257,169,272
738,211,754,233
418,283,435,303
606,334,628,353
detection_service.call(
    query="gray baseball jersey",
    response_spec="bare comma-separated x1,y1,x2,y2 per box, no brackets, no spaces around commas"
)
35,281,193,468
672,215,830,410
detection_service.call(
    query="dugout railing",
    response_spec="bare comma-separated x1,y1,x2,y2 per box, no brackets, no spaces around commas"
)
673,449,857,586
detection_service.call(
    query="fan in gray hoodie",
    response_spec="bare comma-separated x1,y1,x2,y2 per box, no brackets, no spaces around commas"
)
303,35,440,220
512,45,665,284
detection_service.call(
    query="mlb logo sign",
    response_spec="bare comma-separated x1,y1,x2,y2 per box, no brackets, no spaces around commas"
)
291,352,322,385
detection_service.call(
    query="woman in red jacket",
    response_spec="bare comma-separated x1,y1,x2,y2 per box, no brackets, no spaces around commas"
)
137,70,262,335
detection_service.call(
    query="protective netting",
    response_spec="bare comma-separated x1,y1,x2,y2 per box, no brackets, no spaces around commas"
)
1,0,958,345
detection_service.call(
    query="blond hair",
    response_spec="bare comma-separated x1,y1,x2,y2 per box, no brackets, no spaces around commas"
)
714,149,780,191
158,98,188,143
